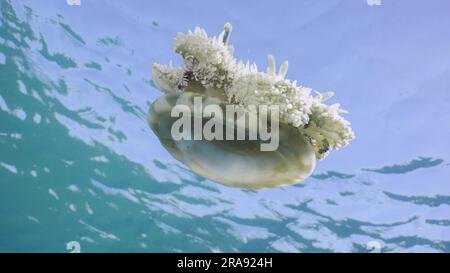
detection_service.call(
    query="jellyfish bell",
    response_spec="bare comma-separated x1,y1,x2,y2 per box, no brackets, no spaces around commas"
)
148,92,316,189
149,23,355,189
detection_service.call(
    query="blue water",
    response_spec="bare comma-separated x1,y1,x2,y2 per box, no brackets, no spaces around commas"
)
1,0,449,253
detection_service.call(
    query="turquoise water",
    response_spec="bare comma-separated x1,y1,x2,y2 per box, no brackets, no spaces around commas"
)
1,0,449,252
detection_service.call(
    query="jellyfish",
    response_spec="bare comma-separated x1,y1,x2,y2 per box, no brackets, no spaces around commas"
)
149,23,355,189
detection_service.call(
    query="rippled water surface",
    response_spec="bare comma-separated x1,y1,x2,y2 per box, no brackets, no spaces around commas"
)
1,0,449,252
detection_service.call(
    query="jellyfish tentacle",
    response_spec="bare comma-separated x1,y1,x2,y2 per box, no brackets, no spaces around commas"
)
321,91,334,102
222,22,233,44
267,54,276,76
278,60,288,79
